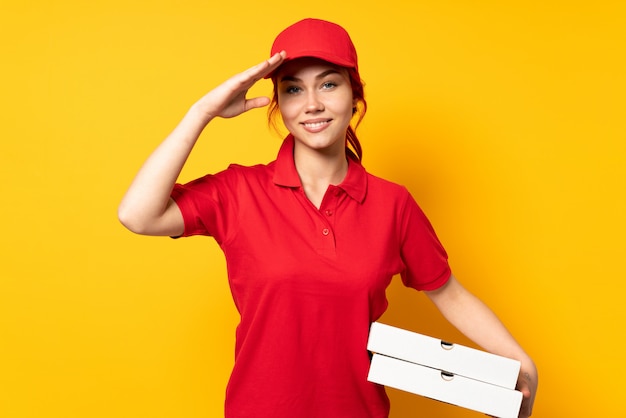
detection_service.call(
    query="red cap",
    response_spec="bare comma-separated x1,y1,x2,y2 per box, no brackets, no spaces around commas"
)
265,18,358,79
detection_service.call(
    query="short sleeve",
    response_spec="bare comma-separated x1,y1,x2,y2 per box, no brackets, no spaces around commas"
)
398,190,451,291
170,167,241,244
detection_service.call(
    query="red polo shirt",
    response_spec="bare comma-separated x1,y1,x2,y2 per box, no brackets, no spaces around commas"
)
171,135,451,418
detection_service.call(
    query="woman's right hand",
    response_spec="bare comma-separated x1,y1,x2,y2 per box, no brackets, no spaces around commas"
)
118,51,287,237
193,51,286,121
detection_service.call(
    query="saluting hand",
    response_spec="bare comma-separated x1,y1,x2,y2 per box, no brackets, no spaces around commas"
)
193,51,286,121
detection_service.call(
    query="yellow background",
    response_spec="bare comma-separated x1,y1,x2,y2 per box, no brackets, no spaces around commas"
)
2,1,625,417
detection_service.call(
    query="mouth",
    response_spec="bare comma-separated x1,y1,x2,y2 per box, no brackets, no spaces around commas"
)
301,119,332,132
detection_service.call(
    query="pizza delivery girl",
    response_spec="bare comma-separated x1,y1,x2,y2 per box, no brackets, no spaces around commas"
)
118,18,537,418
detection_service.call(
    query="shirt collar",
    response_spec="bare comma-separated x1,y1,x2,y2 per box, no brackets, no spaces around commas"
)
273,134,368,204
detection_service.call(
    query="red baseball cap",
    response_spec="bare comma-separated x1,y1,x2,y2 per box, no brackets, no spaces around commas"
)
265,18,359,79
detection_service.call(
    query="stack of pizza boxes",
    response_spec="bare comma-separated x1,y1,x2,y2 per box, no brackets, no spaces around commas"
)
367,322,523,418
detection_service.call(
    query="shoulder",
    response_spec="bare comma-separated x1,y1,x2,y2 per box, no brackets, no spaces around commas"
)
362,171,428,221
207,160,276,185
365,171,411,199
175,161,276,196
225,160,276,176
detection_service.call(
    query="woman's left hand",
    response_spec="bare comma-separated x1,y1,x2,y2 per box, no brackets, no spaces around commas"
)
425,275,538,417
516,360,538,417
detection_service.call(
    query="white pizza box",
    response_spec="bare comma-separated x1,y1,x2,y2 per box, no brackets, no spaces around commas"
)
368,353,523,418
367,322,520,389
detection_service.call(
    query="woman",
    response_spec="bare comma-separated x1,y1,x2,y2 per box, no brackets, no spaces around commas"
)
118,18,537,418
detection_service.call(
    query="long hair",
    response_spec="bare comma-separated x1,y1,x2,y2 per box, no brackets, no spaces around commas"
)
267,66,367,161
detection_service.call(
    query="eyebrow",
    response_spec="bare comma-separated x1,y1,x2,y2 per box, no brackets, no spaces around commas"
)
279,69,342,83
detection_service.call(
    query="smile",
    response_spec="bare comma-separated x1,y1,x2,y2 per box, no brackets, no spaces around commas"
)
302,120,331,129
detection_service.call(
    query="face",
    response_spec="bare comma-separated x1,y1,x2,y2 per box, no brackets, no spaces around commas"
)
275,58,355,157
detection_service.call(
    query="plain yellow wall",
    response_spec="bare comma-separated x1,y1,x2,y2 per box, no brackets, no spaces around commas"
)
2,1,625,417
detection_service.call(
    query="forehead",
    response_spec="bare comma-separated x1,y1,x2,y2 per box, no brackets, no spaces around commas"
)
275,57,349,80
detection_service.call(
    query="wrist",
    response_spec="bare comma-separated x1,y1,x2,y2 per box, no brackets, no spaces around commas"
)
188,101,216,125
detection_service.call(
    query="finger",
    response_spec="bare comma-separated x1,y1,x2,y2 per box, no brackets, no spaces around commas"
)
519,397,532,418
517,379,531,398
267,50,287,69
243,96,271,111
518,383,533,417
241,51,286,82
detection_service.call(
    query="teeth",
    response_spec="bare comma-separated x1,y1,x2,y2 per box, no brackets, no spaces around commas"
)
304,121,328,128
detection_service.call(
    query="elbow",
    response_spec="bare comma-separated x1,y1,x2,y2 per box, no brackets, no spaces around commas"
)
117,198,182,236
117,204,148,235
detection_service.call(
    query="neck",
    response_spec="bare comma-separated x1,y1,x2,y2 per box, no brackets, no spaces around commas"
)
294,145,349,187
293,144,349,209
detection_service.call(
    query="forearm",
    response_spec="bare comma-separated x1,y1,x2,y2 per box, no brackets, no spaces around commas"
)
118,52,285,235
426,275,531,363
117,104,212,234
426,275,538,416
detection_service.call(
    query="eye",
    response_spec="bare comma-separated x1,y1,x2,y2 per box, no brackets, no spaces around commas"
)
285,86,302,94
321,81,337,89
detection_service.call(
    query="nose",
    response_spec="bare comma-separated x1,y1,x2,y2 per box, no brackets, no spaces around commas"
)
304,91,324,113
